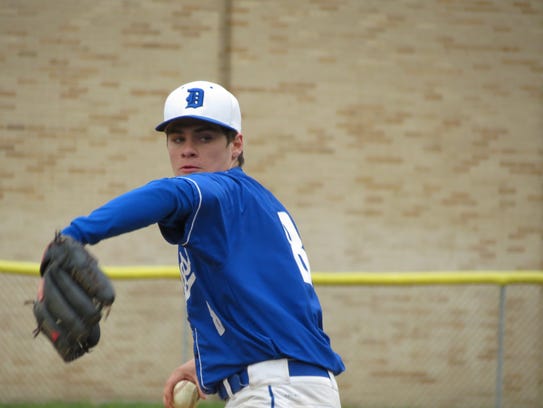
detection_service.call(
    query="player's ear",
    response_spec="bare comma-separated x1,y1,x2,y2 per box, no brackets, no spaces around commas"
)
234,133,243,149
232,133,243,158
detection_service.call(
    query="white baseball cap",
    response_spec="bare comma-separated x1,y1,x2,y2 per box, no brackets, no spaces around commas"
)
155,80,242,133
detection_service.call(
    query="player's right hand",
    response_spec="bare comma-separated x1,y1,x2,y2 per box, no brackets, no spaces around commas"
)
163,359,206,408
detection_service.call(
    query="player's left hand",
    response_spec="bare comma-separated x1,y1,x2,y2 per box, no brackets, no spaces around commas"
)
31,232,115,362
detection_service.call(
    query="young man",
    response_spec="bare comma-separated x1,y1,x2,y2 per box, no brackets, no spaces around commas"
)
45,81,345,407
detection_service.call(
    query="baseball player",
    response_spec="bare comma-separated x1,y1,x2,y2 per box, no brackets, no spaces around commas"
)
39,81,345,407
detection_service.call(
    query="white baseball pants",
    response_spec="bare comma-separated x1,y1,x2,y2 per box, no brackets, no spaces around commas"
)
223,359,341,408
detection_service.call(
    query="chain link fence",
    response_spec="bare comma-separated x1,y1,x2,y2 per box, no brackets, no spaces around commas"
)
1,271,541,408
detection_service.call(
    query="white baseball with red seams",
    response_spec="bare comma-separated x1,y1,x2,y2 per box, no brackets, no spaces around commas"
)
173,380,199,408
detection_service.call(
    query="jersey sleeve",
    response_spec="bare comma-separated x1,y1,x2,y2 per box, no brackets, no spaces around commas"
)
61,178,196,245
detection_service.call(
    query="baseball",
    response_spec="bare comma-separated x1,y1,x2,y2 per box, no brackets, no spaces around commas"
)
173,380,199,408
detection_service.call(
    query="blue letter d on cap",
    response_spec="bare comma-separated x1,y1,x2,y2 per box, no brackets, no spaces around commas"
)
186,88,204,109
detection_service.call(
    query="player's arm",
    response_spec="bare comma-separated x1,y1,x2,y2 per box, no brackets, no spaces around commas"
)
37,180,186,306
32,179,195,360
62,178,194,245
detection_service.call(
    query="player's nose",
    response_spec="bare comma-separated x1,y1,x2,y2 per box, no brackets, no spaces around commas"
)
180,140,197,157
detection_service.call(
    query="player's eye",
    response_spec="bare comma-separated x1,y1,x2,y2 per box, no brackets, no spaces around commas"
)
199,134,214,142
169,135,185,144
194,131,218,143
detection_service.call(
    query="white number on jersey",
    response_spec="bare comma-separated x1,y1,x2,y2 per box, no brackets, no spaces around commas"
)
278,211,312,284
179,248,196,300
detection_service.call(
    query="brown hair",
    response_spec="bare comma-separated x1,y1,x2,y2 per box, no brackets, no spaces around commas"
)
223,127,245,168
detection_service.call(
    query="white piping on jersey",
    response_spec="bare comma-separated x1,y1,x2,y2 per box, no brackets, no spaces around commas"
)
194,329,210,392
180,177,203,246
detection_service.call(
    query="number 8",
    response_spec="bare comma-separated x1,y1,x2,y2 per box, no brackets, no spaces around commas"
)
278,211,312,284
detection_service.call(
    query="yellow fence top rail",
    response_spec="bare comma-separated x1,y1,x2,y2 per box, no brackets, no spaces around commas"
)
1,260,542,286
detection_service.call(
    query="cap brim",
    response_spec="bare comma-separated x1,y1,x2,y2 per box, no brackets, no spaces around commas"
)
155,115,239,133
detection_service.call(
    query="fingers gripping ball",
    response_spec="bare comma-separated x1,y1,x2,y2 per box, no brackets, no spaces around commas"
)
173,381,199,408
32,233,115,362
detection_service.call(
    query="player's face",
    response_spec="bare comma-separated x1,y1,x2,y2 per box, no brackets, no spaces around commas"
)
165,119,243,176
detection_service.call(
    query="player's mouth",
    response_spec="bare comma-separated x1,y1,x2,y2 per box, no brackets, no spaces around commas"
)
179,165,200,174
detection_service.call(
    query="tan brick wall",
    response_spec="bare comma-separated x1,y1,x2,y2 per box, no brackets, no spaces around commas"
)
1,1,542,407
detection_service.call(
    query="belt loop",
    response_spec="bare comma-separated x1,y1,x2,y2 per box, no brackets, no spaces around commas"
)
222,378,234,399
328,370,338,391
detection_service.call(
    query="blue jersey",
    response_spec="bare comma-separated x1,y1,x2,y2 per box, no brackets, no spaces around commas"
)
62,167,345,394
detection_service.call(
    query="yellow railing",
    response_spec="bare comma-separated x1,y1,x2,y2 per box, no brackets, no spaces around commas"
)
1,259,542,285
